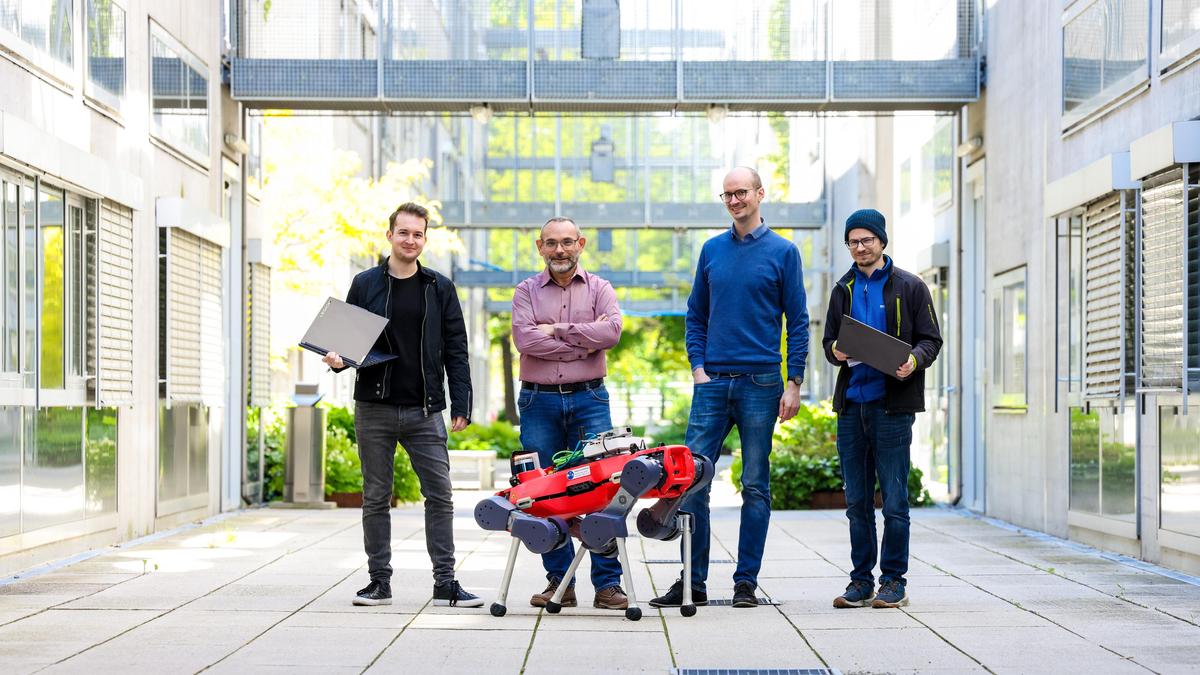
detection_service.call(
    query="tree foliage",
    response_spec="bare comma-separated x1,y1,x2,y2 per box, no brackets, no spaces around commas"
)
260,112,464,296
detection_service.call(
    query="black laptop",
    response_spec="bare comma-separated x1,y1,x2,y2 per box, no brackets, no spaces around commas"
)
299,297,397,368
836,314,913,377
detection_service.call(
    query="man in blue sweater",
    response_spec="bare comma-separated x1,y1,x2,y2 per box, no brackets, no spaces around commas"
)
650,166,810,610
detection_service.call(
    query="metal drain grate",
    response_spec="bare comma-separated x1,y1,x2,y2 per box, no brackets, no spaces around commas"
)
705,597,780,606
671,669,838,675
644,559,736,564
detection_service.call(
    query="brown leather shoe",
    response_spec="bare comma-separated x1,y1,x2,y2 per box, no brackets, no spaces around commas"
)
530,578,577,608
593,585,629,610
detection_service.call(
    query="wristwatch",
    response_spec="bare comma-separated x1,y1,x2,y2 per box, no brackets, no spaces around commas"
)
789,375,804,386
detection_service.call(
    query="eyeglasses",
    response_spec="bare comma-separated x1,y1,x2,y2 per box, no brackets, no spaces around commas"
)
846,236,878,249
719,188,755,203
541,238,578,249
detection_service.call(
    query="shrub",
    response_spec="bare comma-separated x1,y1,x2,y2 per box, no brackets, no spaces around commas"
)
731,450,931,509
447,419,522,458
727,400,934,509
261,403,421,504
772,400,838,459
324,426,363,495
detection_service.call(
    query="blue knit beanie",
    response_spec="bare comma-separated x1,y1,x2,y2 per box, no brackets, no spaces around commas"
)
845,209,888,247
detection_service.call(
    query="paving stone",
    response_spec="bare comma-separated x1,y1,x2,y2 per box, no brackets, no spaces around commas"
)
368,628,531,674
802,626,983,672
218,624,399,668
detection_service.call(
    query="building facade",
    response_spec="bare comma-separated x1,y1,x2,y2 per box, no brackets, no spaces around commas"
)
0,0,267,574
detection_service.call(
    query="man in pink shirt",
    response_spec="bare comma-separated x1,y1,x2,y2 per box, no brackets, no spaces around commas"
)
510,216,627,610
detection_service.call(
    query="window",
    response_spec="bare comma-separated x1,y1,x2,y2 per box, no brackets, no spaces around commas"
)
993,266,1027,409
1062,0,1148,127
899,159,912,216
1056,212,1084,396
1161,405,1200,536
150,24,210,165
2,179,18,374
0,0,74,67
1139,167,1189,391
1082,191,1137,399
1161,0,1200,62
39,187,65,389
1189,164,1199,386
245,116,263,191
86,0,126,102
921,118,954,210
1069,403,1136,520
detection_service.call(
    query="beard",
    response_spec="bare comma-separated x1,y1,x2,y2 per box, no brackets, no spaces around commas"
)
545,253,578,274
855,250,883,267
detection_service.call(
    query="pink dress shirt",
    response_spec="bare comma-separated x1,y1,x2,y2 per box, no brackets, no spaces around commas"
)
511,267,622,385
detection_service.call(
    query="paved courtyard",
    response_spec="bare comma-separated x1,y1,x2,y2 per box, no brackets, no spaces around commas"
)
3,478,1200,674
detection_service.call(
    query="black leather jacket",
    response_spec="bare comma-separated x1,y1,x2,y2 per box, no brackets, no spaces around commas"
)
335,259,472,420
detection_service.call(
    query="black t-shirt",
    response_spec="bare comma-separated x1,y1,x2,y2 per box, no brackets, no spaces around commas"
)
382,273,425,406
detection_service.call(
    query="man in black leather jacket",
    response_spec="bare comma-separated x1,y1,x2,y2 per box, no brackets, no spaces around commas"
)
323,202,481,609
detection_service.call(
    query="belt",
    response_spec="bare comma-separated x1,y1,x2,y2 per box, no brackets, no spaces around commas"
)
521,378,604,394
705,371,746,379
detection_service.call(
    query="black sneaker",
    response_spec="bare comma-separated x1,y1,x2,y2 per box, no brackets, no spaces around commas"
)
353,580,392,606
433,579,484,608
732,581,758,608
648,577,708,608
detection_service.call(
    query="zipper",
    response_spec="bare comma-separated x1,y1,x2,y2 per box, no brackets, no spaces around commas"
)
420,282,430,417
381,274,394,399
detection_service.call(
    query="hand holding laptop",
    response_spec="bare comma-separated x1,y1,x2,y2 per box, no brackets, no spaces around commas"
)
836,315,915,379
322,351,346,370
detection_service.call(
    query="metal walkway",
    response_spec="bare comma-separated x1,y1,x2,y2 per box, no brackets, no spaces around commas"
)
228,0,980,113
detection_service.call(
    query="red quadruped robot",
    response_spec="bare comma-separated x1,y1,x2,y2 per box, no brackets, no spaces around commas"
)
475,428,714,621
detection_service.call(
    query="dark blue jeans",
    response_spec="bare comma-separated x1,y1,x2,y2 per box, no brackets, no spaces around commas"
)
517,384,623,591
837,400,915,586
681,372,783,591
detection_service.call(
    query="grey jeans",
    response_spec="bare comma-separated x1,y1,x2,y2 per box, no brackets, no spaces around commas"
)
354,401,456,585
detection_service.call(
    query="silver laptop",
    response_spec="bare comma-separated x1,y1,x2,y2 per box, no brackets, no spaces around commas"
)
299,298,397,368
836,314,913,376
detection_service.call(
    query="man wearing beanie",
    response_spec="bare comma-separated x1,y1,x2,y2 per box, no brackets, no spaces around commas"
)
650,166,809,610
822,208,942,610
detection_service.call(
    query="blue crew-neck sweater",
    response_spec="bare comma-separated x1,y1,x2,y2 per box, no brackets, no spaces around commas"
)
685,223,810,379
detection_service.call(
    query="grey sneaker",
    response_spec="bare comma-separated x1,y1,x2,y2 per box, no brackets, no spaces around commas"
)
833,580,875,608
871,579,908,608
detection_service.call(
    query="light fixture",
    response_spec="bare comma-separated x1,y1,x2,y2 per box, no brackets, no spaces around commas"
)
223,132,250,155
955,135,983,158
706,104,728,124
469,103,493,124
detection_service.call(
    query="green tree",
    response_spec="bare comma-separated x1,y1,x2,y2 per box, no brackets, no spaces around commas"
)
260,112,464,297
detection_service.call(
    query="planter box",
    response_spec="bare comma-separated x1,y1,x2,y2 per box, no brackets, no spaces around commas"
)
325,492,398,508
808,489,884,510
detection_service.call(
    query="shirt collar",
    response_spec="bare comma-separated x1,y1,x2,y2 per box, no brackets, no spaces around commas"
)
731,218,769,241
537,265,588,287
